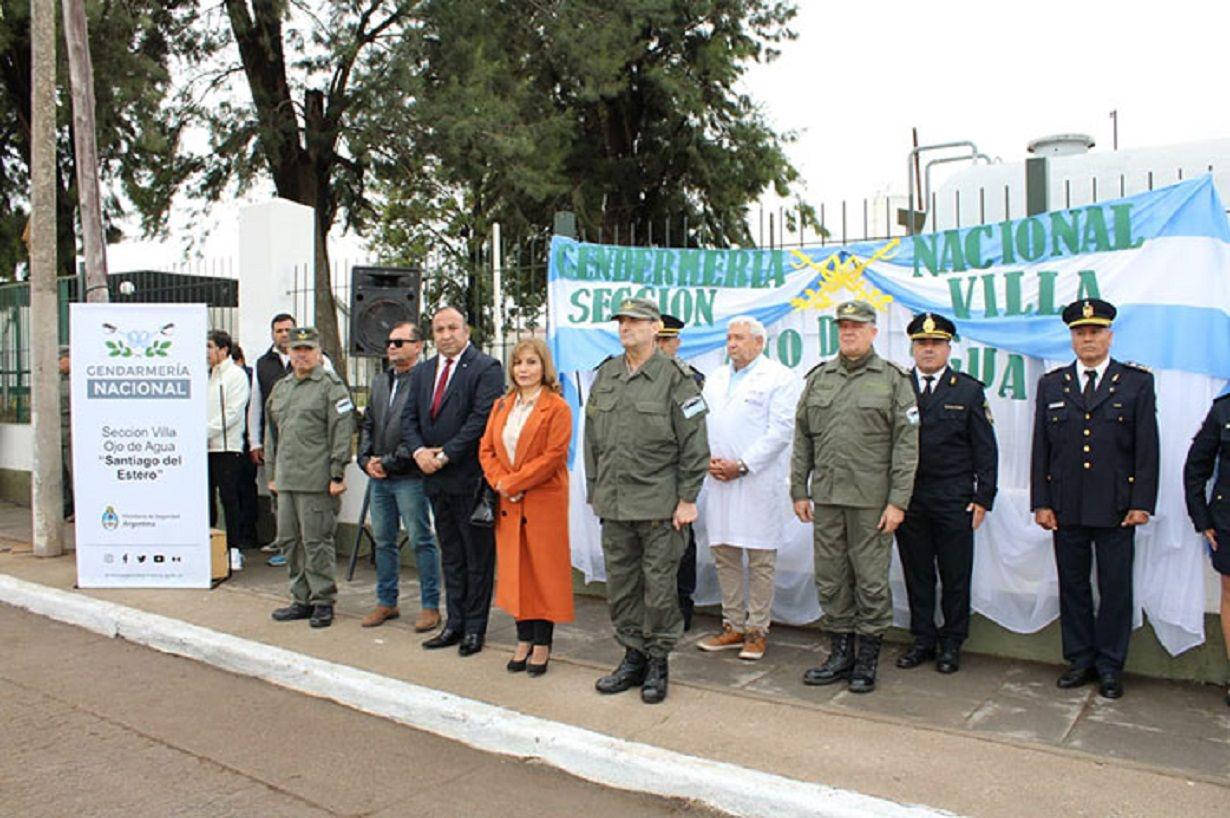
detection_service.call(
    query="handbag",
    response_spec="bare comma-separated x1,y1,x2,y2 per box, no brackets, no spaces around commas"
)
469,478,498,527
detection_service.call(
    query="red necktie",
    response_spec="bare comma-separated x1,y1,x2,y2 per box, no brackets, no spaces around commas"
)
430,357,453,420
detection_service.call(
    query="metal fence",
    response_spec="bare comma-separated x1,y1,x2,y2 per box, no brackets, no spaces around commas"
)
0,271,238,423
5,159,1226,422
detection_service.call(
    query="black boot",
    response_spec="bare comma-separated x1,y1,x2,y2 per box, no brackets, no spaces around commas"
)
641,656,669,704
596,648,648,694
848,634,883,694
803,633,855,686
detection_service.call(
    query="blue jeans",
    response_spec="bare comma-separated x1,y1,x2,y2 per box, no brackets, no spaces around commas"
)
368,475,440,609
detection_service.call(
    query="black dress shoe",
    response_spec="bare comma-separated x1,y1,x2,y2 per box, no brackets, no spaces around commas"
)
458,634,484,656
422,628,463,649
507,654,529,673
936,646,961,674
309,604,334,628
895,642,937,669
641,657,668,704
1056,666,1098,689
1098,673,1124,699
271,602,312,622
596,648,648,694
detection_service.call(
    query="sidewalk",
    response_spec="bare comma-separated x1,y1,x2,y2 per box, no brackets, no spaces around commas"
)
1,502,1227,817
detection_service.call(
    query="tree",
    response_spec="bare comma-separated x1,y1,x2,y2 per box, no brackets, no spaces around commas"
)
192,1,420,371
0,0,201,280
369,0,809,336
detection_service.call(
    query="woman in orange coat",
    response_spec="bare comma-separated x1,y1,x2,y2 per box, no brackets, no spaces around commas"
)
478,337,574,676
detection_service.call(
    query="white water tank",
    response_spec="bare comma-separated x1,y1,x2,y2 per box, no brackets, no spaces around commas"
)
1026,133,1096,156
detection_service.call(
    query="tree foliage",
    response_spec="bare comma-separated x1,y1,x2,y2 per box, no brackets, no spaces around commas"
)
0,0,200,280
370,0,807,336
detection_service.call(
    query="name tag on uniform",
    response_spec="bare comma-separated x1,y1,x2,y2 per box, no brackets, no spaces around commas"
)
943,404,965,411
1048,401,1064,409
680,395,708,419
335,397,354,413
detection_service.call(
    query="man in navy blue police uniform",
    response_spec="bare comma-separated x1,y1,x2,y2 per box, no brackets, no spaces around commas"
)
1029,298,1158,699
895,313,998,675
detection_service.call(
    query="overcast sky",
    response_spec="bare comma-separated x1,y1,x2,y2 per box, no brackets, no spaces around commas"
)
743,0,1229,205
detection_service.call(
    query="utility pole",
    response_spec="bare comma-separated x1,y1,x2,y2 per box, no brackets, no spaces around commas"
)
30,0,64,557
61,0,109,301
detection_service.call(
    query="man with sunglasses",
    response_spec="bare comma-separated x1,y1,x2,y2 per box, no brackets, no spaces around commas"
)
357,321,442,632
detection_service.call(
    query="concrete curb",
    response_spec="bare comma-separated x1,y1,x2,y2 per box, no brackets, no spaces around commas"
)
0,574,955,818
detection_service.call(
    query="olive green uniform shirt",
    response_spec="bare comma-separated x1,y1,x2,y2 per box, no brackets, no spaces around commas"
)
265,365,354,492
584,350,710,521
790,350,919,509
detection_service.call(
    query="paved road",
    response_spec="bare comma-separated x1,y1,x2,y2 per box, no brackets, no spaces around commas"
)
0,604,720,818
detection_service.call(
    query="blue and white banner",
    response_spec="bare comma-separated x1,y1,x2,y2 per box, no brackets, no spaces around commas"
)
548,176,1230,656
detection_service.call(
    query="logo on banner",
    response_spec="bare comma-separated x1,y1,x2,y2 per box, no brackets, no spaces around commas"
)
101,322,175,358
101,505,119,530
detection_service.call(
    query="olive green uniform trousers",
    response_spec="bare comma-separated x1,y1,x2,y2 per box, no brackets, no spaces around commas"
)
278,490,340,605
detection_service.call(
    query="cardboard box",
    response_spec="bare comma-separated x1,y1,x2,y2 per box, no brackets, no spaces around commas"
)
210,529,228,581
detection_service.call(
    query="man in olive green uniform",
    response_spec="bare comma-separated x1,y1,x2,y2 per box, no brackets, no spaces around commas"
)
791,300,919,693
585,298,710,704
266,327,355,628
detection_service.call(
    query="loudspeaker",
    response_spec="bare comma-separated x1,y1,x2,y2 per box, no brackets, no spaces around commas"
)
349,266,422,357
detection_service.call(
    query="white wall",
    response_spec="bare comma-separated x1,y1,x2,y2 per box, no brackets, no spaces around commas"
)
0,423,33,471
237,198,315,356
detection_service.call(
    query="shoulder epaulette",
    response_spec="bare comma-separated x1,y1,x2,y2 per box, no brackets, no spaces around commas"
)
325,369,346,385
670,356,694,378
592,354,616,371
804,360,827,379
1122,360,1151,373
952,369,982,387
1044,364,1069,378
1213,391,1230,404
886,359,912,377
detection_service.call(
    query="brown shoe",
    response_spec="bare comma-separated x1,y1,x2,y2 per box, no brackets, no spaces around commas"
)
414,608,442,633
739,629,767,661
361,605,400,628
697,623,744,652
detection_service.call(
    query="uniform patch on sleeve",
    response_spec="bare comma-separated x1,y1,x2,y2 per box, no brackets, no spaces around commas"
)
680,395,708,419
335,397,354,414
905,406,920,426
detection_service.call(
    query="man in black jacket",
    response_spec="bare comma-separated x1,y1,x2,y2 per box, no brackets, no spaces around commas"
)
895,313,998,675
397,307,504,656
358,320,442,632
1030,299,1159,699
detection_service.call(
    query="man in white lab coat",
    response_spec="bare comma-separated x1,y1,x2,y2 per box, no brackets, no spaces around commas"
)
696,316,802,660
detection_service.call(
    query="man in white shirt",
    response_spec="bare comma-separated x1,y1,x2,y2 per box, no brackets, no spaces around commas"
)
207,329,251,551
696,316,801,660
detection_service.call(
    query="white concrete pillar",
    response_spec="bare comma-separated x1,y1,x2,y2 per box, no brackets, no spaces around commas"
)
237,199,314,355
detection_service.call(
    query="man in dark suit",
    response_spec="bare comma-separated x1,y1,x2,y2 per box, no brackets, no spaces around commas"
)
398,306,504,656
1030,298,1159,699
895,313,998,675
357,320,441,633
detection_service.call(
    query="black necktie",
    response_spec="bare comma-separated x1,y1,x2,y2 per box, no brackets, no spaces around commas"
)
922,375,934,397
1083,369,1097,406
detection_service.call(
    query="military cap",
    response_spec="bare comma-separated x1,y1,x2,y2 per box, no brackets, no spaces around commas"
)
288,326,320,348
611,297,661,322
657,313,685,338
834,300,877,324
1062,298,1116,328
907,311,955,340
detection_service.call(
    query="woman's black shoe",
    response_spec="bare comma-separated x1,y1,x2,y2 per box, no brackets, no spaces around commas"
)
527,646,551,676
507,656,529,672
